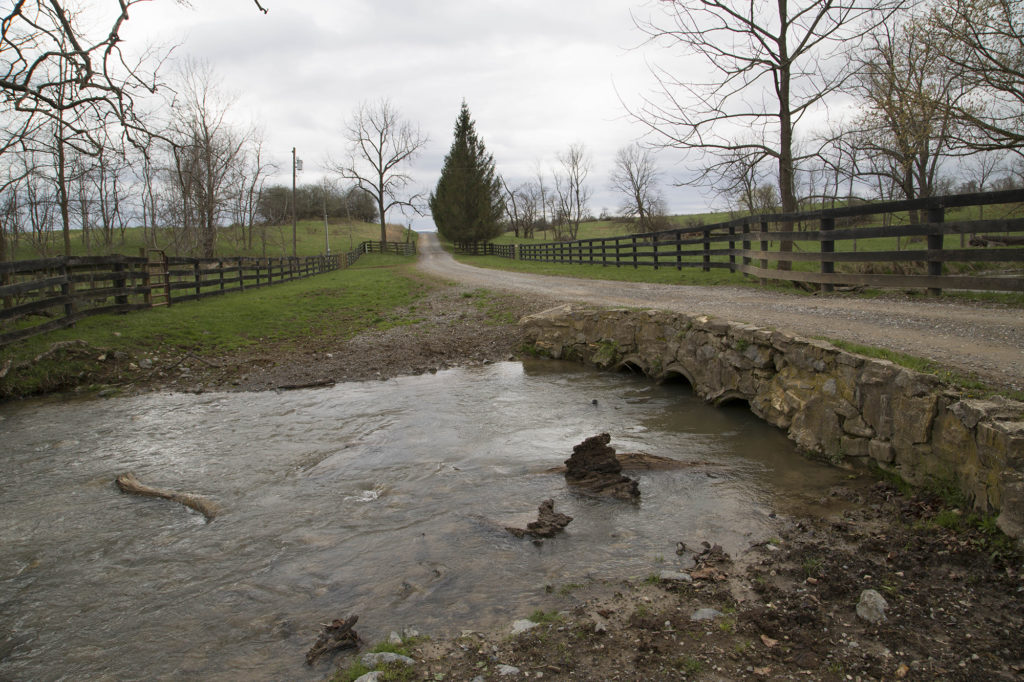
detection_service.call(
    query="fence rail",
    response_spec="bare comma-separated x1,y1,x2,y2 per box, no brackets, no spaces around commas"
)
0,240,414,347
512,189,1024,294
363,240,417,256
452,241,516,258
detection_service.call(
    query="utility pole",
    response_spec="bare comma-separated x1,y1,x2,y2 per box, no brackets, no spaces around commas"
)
291,147,298,257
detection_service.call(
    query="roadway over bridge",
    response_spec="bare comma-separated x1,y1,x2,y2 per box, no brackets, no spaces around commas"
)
415,232,1022,393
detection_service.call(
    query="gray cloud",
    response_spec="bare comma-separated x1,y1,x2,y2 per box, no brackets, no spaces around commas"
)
127,0,705,230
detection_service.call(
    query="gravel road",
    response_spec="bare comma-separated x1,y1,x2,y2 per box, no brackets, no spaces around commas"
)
416,232,1023,392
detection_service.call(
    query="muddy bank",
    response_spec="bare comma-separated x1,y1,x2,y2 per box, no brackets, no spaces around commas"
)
1,284,558,399
352,477,1024,681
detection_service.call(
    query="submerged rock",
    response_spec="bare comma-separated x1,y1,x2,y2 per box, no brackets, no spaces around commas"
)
361,652,415,667
506,499,573,539
564,433,640,501
510,619,540,635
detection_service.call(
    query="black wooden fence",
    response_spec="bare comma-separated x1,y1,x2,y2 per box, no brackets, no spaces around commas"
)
0,240,415,347
513,189,1024,294
452,241,516,258
363,240,418,256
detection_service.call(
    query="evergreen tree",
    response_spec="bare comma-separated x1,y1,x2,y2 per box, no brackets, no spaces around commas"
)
430,101,505,242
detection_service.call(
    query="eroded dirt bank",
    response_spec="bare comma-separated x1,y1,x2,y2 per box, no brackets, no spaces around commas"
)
385,478,1024,681
20,283,559,397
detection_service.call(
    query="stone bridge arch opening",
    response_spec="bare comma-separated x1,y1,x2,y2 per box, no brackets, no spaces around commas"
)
713,391,752,411
658,367,694,391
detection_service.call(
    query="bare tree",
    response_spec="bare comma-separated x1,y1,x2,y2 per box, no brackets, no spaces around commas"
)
845,15,968,221
227,130,273,250
533,161,551,236
931,0,1024,154
502,178,540,239
553,143,592,241
610,143,665,232
1,0,270,138
331,99,428,244
1,1,158,151
632,0,908,268
165,60,247,258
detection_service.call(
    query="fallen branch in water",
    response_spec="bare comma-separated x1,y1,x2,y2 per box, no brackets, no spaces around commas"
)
306,614,359,665
115,472,219,522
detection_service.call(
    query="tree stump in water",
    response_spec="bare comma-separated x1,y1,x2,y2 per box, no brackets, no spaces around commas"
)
506,499,573,538
564,433,640,501
305,614,359,665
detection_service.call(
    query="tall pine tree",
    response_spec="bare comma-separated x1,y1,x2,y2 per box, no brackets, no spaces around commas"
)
430,101,505,242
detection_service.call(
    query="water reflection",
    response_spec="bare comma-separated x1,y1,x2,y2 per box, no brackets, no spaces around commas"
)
0,360,847,680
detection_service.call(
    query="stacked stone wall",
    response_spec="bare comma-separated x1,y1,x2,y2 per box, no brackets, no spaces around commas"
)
521,304,1024,540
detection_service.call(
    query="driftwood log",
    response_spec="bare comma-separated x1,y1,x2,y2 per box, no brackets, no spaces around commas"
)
306,614,359,665
115,472,219,522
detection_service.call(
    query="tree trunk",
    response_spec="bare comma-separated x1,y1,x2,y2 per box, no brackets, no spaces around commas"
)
776,4,795,272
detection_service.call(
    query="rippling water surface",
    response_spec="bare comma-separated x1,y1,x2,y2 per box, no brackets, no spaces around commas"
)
0,360,847,680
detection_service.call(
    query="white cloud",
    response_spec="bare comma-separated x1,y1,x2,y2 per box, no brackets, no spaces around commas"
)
125,0,712,230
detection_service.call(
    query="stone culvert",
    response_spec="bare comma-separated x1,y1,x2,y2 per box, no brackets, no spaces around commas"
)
521,304,1024,542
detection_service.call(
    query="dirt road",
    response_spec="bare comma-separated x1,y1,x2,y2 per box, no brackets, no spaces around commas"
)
416,232,1023,392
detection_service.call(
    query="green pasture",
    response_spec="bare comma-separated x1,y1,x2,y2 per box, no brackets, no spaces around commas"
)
450,252,749,287
6,219,415,260
0,254,422,397
468,200,1023,285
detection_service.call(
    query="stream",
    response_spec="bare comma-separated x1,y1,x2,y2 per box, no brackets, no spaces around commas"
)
0,359,849,680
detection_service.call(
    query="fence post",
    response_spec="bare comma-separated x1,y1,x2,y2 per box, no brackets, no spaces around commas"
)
742,221,751,276
652,234,659,270
142,255,152,306
113,261,128,306
759,220,769,286
238,258,244,291
61,260,74,324
702,229,711,272
218,259,225,293
927,206,945,296
821,216,835,293
675,230,682,270
193,260,201,299
728,225,736,272
632,235,638,269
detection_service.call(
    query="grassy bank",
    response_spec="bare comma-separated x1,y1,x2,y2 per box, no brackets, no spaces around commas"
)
0,254,424,399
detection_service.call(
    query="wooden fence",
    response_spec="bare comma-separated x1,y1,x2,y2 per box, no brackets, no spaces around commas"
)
0,240,414,347
363,240,418,256
453,241,516,258
515,189,1024,294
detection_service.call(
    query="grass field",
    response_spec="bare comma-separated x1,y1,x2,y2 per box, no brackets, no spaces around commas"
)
453,199,1023,296
6,219,415,260
450,252,751,287
0,254,423,397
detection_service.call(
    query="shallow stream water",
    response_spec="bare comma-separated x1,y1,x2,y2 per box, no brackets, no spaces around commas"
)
0,360,848,680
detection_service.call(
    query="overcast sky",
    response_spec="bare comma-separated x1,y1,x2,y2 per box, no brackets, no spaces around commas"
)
127,0,703,231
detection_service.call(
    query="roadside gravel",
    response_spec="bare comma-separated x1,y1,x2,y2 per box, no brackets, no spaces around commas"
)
416,232,1023,392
